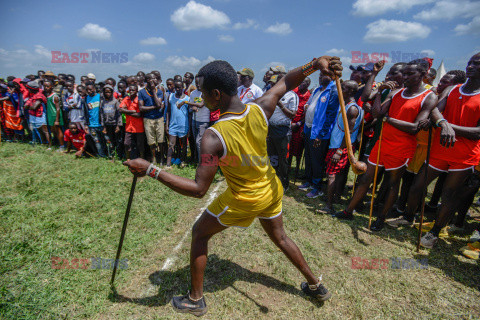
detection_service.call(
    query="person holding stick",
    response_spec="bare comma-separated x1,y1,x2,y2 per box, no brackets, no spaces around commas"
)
391,53,480,249
322,80,363,214
335,59,438,231
123,57,342,317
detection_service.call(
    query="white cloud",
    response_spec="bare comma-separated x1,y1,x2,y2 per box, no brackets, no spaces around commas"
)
352,0,434,16
165,55,201,68
139,36,167,45
77,23,112,41
0,45,51,69
364,19,431,43
133,52,155,63
265,22,292,35
414,0,480,20
218,35,234,42
233,19,258,30
52,24,62,29
165,55,215,69
421,49,435,57
171,1,230,31
455,16,480,35
34,45,50,59
325,49,352,65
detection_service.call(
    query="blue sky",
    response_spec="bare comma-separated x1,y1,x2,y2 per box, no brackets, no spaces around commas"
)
1,0,479,86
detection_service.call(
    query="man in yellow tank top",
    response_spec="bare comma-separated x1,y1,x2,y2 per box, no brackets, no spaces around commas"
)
124,57,343,316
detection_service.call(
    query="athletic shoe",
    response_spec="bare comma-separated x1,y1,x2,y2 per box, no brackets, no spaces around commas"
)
420,232,438,249
334,210,354,220
370,219,384,232
461,246,479,260
306,189,323,198
171,293,208,317
469,230,480,243
298,182,312,191
386,216,414,228
300,278,332,301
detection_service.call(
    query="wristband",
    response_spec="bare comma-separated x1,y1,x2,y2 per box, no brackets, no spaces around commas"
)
301,61,316,77
435,118,447,127
146,163,162,179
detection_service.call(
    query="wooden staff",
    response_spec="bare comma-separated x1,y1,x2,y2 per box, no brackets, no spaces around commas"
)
351,118,365,196
417,127,433,252
334,77,367,175
368,120,384,229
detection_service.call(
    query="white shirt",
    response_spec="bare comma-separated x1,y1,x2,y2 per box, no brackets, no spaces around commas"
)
269,91,299,127
305,87,322,128
190,89,210,123
237,83,263,104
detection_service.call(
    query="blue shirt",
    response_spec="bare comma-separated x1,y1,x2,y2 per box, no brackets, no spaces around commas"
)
138,88,164,119
329,101,364,149
86,93,101,128
310,81,340,140
168,94,190,136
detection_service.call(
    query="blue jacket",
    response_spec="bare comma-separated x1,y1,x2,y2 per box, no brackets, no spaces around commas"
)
310,81,340,140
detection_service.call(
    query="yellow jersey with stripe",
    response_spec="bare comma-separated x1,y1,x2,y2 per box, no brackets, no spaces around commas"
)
206,103,283,226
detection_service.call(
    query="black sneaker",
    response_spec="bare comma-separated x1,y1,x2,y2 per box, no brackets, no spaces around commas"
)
334,210,354,220
301,281,332,301
370,218,384,232
171,293,208,317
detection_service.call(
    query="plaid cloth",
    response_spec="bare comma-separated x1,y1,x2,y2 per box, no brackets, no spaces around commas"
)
326,147,350,175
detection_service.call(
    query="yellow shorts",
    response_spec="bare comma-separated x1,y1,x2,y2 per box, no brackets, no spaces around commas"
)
206,187,283,228
407,144,428,174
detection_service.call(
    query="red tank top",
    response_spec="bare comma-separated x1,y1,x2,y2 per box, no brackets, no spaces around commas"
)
431,84,480,165
381,88,433,158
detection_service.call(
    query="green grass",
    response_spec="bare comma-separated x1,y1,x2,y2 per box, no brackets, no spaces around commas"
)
1,143,479,319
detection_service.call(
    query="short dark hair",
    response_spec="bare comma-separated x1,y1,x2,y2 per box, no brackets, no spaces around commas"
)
392,62,407,70
106,77,116,86
446,70,467,84
197,60,238,96
428,68,437,77
407,59,430,74
166,78,174,83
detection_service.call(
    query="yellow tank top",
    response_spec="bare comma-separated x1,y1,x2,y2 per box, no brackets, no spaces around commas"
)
208,103,283,203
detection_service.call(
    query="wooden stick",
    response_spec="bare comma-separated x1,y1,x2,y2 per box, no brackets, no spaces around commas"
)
417,127,433,252
352,119,365,196
334,77,367,175
111,176,137,286
368,120,384,229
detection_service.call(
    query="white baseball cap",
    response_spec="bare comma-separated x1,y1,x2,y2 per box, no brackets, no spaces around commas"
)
87,73,96,80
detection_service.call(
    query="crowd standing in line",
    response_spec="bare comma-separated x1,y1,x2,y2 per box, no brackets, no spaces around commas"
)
1,53,480,259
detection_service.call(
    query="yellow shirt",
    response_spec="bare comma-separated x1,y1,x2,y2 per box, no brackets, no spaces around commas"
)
209,103,283,206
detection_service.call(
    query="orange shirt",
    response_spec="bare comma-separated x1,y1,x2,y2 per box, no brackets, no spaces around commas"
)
381,89,433,158
120,96,144,133
431,84,480,165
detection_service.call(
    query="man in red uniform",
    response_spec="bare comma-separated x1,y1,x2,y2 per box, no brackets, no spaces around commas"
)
391,53,480,248
335,59,438,231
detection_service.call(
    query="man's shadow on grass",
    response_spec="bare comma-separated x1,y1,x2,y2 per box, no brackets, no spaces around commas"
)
109,254,326,313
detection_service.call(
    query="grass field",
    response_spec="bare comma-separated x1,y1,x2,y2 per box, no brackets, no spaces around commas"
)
1,142,480,319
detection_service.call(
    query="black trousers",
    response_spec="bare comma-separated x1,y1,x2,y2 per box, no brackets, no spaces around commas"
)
267,134,290,188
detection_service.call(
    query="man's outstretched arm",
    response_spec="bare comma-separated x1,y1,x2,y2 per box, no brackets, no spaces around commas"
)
255,56,343,119
123,129,223,198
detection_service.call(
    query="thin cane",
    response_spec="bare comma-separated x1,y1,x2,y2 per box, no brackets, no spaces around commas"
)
111,175,137,286
368,120,384,229
351,119,365,196
416,127,433,252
